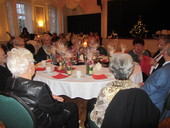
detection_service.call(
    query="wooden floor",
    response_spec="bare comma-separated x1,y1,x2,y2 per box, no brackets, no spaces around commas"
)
63,96,170,128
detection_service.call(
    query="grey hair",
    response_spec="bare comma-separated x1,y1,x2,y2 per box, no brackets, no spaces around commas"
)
42,34,51,41
7,48,34,78
109,53,134,80
159,36,170,44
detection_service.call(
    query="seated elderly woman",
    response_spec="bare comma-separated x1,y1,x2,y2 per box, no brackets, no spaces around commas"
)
5,48,79,128
88,53,139,127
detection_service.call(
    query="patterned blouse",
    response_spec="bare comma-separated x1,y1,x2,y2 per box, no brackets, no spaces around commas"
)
90,80,139,127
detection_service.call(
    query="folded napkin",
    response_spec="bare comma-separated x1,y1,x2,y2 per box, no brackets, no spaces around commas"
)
36,67,46,71
54,67,66,73
92,74,108,80
46,59,52,63
52,73,69,79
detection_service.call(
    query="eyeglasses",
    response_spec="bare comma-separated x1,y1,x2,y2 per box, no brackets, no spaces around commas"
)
15,44,25,47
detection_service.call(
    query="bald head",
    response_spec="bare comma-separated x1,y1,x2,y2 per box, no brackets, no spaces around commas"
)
163,44,170,61
13,37,25,48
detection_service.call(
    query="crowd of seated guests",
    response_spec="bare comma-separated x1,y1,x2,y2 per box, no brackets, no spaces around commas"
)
2,27,170,127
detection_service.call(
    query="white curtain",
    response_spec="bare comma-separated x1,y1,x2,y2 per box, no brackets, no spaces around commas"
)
17,0,33,33
48,5,58,34
65,0,80,9
5,0,15,38
23,0,33,33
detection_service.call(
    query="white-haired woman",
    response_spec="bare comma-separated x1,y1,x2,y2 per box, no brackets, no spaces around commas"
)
5,48,79,128
89,53,139,127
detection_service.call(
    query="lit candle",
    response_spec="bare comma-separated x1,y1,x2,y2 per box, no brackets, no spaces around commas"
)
83,41,87,47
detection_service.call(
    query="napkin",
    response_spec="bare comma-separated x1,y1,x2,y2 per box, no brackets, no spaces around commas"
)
140,55,151,76
92,74,108,80
100,59,108,63
46,59,52,63
36,67,46,71
54,67,67,73
52,73,69,79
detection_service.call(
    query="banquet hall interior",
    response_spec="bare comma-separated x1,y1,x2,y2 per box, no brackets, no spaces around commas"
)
0,0,170,128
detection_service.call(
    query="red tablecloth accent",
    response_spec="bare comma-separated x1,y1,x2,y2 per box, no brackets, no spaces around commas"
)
92,74,108,80
36,67,46,71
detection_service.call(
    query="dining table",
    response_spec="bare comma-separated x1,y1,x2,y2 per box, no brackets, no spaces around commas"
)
33,61,143,99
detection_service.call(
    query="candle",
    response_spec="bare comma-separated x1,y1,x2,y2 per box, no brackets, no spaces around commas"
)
83,41,87,47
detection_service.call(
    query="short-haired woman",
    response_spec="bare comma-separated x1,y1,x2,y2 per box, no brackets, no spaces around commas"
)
5,48,79,128
89,53,139,127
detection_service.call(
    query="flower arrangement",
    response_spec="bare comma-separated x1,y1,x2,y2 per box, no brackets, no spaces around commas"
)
129,16,148,38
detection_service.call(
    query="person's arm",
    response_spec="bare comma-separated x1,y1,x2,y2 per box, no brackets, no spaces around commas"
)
38,83,64,115
52,94,64,102
141,69,167,96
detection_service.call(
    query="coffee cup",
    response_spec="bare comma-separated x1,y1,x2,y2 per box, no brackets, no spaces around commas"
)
76,70,82,78
41,60,46,66
46,67,51,73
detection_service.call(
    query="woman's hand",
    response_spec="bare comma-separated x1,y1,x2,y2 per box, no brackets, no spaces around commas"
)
52,94,64,102
138,82,144,87
150,58,158,66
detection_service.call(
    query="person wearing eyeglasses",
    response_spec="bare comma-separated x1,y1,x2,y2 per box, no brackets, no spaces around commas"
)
5,48,79,128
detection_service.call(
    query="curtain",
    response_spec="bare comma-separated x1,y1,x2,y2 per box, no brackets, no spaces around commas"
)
48,5,58,34
17,0,33,33
23,0,33,33
5,0,15,38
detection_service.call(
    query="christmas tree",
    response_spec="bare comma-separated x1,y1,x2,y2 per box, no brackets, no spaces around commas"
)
129,15,148,38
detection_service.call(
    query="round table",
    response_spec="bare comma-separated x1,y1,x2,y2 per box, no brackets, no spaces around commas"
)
33,63,142,99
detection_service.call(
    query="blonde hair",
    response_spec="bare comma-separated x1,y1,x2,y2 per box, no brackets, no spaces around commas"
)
7,48,34,78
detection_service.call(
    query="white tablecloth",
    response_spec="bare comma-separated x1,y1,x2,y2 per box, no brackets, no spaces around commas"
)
33,63,142,99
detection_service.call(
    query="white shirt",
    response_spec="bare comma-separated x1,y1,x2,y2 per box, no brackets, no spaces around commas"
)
149,53,163,74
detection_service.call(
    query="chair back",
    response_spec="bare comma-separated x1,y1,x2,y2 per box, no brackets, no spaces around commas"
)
101,88,160,128
160,90,170,121
0,92,36,128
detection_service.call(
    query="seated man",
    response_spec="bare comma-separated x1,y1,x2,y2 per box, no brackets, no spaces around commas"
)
141,44,170,118
149,36,170,74
5,47,79,128
36,34,54,63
